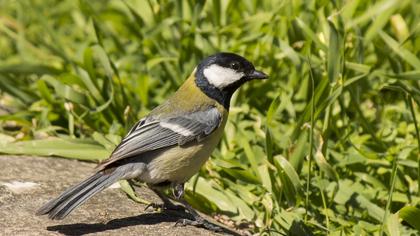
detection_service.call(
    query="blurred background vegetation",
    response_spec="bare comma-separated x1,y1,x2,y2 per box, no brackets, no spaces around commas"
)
1,0,420,235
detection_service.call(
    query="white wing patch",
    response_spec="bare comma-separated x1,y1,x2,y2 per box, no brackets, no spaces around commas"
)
203,64,244,88
160,121,194,136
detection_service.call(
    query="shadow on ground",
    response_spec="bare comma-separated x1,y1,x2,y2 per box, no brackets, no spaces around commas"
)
48,212,184,235
48,211,240,236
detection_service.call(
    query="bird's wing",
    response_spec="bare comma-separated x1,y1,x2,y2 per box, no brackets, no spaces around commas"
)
97,106,222,169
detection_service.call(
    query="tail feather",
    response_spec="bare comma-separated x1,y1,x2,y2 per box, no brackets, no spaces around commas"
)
36,172,102,215
36,171,120,220
49,175,117,219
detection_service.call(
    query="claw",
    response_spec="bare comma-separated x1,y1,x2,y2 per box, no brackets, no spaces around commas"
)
174,218,222,232
144,202,185,212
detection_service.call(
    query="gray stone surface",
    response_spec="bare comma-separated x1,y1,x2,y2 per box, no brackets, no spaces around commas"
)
0,155,237,236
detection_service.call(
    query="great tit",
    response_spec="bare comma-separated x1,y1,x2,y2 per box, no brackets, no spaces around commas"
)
37,52,268,230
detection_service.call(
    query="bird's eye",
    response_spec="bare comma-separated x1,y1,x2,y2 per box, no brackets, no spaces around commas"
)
229,62,240,70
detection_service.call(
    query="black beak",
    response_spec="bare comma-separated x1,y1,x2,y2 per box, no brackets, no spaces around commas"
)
248,70,268,80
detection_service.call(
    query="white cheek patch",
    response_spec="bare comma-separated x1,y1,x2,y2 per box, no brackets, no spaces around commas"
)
203,64,244,89
160,121,194,136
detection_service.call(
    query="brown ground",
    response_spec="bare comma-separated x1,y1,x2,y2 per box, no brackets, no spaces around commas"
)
0,155,239,236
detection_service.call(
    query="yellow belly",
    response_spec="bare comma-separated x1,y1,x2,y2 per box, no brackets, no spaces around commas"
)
139,120,226,184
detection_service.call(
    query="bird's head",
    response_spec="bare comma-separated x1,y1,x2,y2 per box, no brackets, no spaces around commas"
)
195,52,268,108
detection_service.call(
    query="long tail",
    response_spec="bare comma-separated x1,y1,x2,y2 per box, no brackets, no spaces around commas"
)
36,170,121,220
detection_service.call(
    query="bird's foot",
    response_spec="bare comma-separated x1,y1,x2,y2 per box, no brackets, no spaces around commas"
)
175,218,222,232
144,202,185,212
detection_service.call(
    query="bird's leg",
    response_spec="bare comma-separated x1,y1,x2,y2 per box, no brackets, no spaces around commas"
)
145,187,184,211
172,183,222,232
172,183,184,199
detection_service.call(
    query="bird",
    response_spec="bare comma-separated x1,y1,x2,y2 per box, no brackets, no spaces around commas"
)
36,52,268,230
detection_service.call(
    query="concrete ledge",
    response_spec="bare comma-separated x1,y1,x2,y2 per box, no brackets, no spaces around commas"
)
0,155,227,236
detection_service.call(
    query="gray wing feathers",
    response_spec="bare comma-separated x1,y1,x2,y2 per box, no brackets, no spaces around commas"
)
167,108,221,144
110,107,221,159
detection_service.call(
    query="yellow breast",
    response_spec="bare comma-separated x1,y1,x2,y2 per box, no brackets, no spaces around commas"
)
139,112,228,184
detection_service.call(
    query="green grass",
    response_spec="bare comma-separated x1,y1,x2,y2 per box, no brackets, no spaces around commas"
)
1,0,420,235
